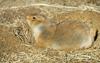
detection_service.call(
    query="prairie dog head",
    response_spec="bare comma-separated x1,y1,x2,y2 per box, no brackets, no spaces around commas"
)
26,14,56,31
26,14,47,28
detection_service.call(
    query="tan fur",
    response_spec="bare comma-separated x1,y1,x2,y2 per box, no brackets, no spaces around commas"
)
26,14,96,51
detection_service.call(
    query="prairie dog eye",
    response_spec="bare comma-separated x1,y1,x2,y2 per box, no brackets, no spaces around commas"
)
32,16,36,19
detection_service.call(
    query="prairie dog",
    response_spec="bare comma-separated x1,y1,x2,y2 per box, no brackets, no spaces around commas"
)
26,14,96,50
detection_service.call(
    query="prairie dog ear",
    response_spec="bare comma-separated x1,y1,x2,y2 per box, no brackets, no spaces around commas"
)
26,16,32,21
